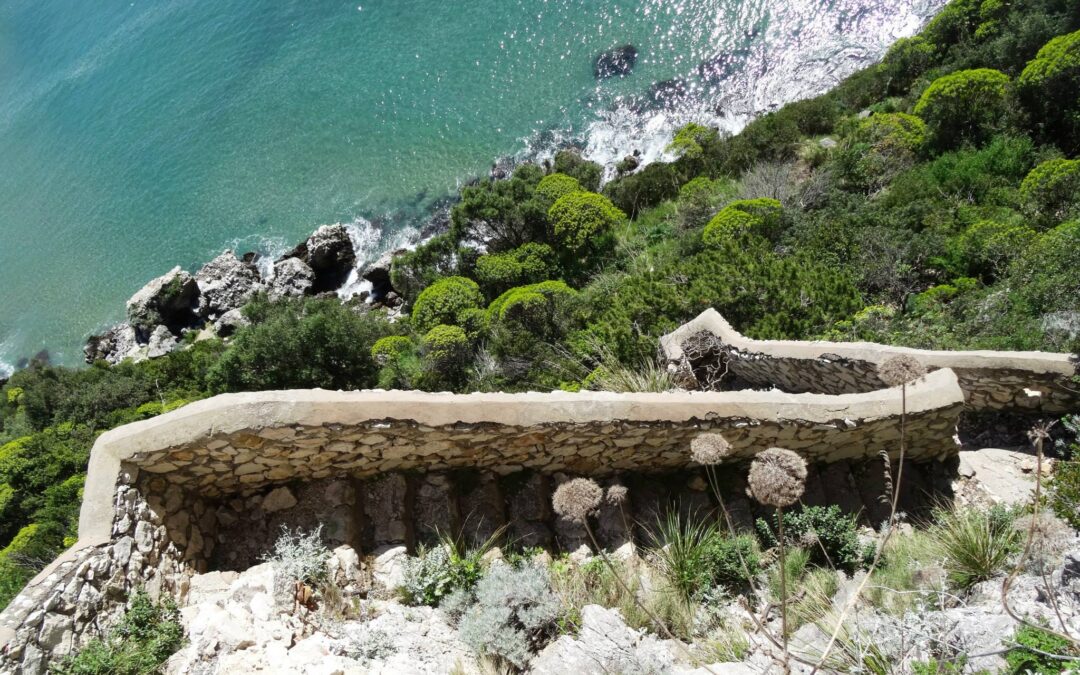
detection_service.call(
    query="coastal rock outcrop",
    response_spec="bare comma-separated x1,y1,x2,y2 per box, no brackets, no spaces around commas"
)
195,250,263,320
594,44,638,79
268,258,315,300
279,224,356,293
83,324,139,365
126,266,199,338
361,250,403,303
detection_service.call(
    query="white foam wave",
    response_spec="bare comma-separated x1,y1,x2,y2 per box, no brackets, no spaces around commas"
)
336,217,420,300
572,0,946,180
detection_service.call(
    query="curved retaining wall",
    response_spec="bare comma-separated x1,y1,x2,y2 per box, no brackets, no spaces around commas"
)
661,308,1079,412
0,376,965,673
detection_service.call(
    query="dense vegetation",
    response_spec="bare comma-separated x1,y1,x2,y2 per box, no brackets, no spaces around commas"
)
3,0,1080,613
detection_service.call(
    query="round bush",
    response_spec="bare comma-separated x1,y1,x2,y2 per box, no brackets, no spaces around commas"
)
1019,158,1080,225
855,112,927,154
913,68,1009,146
370,336,414,366
547,192,625,252
410,276,485,334
958,220,1038,275
703,208,759,245
1018,30,1080,150
535,173,583,202
421,324,470,366
702,198,782,245
474,243,557,293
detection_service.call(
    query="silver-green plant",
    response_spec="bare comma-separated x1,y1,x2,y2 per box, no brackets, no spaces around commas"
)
260,524,329,585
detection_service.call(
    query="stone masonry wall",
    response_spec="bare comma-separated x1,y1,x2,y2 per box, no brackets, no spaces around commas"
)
0,378,967,673
0,467,213,675
661,309,1079,412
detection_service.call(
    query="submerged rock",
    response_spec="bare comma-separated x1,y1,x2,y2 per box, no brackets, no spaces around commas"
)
195,250,263,320
279,224,356,293
126,266,200,338
594,44,638,79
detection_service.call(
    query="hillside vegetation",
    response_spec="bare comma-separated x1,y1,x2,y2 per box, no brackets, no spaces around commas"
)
3,0,1080,611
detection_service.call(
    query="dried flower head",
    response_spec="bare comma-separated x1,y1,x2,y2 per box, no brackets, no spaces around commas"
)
691,433,734,466
605,484,629,506
877,355,927,387
747,447,807,508
552,478,603,524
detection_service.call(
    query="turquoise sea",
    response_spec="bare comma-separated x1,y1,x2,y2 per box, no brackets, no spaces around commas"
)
0,0,942,371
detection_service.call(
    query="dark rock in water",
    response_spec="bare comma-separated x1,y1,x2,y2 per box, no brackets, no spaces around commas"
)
240,251,260,265
126,266,200,339
419,201,454,239
616,155,640,174
697,49,750,83
362,249,406,302
268,257,315,301
84,324,139,365
594,44,638,80
195,250,264,320
629,78,689,113
279,224,356,293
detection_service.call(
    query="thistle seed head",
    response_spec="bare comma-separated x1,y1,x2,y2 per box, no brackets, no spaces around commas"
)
691,433,734,466
877,355,927,387
747,447,807,508
605,484,629,506
552,478,603,524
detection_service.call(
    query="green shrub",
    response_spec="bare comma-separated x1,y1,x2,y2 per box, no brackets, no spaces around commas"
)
547,191,625,253
535,173,582,202
399,544,483,607
1048,459,1080,530
552,150,602,192
755,505,868,574
677,176,735,230
206,297,391,392
474,243,557,296
389,234,480,304
487,281,578,369
52,590,184,675
698,533,763,594
702,198,783,244
955,220,1038,277
456,563,561,669
914,68,1010,147
450,164,549,251
1005,624,1078,674
929,504,1020,589
1019,30,1080,151
260,525,328,585
668,123,720,161
1008,221,1080,321
1019,158,1080,226
881,36,937,92
410,276,485,334
855,112,927,154
602,162,682,216
421,325,471,366
370,336,415,366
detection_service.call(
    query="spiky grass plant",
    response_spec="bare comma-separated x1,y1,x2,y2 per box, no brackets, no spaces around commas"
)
929,505,1020,590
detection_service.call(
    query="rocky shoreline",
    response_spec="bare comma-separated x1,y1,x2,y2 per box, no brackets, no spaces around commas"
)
83,223,410,366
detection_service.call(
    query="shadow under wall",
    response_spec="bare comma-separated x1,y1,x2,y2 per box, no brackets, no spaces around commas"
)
198,457,959,573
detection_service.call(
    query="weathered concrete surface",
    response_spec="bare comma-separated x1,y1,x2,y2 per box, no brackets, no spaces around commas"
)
661,308,1079,412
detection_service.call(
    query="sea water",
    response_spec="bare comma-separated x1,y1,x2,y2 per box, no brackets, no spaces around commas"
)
0,0,943,371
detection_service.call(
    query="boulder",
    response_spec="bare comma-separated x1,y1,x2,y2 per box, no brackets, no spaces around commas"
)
531,605,678,674
215,308,250,338
126,266,199,337
594,44,638,79
83,324,139,365
268,257,315,300
195,250,263,319
261,486,297,514
362,250,403,302
280,224,356,292
146,325,179,359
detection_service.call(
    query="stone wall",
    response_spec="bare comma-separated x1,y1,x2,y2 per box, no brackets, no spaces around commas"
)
660,308,1079,412
0,468,211,675
0,378,966,673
